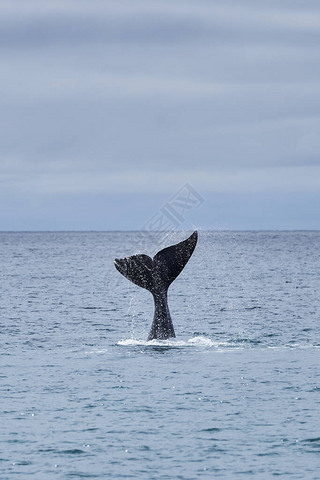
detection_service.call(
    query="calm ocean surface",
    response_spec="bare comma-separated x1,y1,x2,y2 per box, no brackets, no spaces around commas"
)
1,231,320,479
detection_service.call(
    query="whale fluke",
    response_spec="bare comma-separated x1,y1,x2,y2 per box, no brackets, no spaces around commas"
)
114,254,154,291
114,231,198,340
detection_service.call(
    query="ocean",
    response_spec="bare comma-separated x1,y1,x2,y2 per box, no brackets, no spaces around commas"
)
1,231,320,479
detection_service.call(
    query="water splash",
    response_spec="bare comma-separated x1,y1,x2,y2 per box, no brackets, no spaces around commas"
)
117,336,216,347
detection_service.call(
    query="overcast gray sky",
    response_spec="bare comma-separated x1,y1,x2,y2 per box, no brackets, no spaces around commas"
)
1,0,320,230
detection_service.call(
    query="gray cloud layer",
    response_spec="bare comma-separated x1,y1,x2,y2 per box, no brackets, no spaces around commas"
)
1,0,320,205
2,2,320,49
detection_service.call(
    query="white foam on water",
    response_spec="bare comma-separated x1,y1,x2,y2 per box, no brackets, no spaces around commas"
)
187,336,216,347
117,336,216,348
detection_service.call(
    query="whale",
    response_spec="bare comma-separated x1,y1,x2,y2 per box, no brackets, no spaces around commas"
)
114,231,198,340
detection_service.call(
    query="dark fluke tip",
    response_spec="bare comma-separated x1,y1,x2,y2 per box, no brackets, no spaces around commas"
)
114,258,127,276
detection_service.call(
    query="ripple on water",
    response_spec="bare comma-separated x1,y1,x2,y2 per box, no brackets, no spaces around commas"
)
2,231,320,480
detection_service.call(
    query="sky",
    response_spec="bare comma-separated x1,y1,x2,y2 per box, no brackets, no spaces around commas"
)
1,0,320,230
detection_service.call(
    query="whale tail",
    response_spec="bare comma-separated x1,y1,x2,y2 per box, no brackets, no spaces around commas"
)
114,231,198,294
114,231,198,340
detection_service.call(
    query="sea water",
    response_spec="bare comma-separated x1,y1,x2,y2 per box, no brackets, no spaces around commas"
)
1,231,320,479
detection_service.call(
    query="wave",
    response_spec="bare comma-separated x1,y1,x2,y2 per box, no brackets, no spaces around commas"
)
117,337,320,350
117,336,218,348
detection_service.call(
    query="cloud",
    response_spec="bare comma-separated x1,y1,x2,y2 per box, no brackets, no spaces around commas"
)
2,156,320,196
1,0,320,50
1,0,320,214
1,80,319,173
